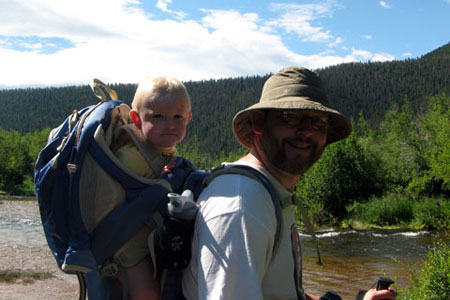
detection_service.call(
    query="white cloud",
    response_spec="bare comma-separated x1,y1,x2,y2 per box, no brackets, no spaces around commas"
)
328,37,343,47
18,42,43,50
156,0,171,11
0,2,296,86
267,2,337,42
349,49,373,60
156,0,187,19
371,52,395,62
379,1,392,9
347,49,394,62
363,35,373,40
303,48,395,66
0,0,395,88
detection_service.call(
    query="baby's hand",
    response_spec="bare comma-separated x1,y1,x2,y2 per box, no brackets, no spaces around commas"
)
159,159,176,177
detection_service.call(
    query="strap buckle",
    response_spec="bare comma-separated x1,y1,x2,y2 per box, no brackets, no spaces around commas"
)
99,263,119,277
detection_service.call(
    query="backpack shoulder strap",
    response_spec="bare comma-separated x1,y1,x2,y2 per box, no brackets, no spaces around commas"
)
206,165,282,254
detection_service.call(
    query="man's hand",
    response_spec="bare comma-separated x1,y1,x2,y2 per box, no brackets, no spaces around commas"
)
304,292,321,300
363,288,397,300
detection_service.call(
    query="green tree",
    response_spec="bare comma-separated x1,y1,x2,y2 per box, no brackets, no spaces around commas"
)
374,97,426,192
296,130,385,222
0,129,33,194
23,128,51,163
414,94,450,196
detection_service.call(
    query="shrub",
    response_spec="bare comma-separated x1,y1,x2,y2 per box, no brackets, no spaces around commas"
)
413,197,450,230
347,193,414,226
399,240,449,300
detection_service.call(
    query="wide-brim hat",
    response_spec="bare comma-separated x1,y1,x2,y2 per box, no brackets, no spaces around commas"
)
232,66,352,149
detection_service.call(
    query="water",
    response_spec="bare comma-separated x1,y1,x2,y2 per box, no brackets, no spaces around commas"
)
0,200,46,247
300,229,438,298
0,200,441,298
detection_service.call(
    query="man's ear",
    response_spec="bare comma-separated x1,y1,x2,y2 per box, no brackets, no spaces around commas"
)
130,110,142,129
251,110,265,136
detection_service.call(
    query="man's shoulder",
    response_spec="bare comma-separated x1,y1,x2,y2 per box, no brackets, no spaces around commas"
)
204,168,270,197
220,162,293,207
198,167,274,216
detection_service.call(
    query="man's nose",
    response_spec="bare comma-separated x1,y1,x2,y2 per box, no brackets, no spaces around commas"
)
295,118,314,134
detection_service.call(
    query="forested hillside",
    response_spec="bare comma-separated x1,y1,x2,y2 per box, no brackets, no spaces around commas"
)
421,42,450,60
0,43,449,156
318,55,449,123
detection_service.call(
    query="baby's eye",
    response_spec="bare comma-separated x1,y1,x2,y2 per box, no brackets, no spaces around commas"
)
174,114,184,119
151,114,163,119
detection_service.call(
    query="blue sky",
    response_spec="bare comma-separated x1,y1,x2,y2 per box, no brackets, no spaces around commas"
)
1,0,449,88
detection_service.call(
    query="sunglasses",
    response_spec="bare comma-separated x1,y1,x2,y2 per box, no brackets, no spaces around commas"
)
273,111,328,132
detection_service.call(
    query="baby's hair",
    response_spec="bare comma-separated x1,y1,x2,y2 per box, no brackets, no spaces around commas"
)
131,76,191,112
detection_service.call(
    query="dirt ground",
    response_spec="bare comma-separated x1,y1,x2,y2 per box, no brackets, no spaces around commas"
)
0,243,79,300
0,200,79,299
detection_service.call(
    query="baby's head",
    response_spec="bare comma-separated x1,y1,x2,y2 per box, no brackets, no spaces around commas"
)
130,76,192,148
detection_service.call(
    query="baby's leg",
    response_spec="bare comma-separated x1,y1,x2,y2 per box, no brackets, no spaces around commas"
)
124,256,161,300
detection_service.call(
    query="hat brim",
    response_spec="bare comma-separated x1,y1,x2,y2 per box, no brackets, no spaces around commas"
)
232,97,352,149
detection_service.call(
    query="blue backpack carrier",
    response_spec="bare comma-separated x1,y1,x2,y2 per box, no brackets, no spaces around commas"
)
34,80,281,300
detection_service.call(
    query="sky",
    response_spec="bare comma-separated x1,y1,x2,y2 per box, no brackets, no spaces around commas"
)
1,0,449,89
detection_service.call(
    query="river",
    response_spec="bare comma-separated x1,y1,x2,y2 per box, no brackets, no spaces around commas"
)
300,229,436,298
0,200,441,299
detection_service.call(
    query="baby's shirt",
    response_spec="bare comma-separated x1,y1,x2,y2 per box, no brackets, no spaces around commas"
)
113,124,177,179
115,142,176,178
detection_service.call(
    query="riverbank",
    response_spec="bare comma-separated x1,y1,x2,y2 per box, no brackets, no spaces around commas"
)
0,200,79,299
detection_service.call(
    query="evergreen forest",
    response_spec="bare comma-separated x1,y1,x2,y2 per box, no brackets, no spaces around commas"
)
0,42,449,232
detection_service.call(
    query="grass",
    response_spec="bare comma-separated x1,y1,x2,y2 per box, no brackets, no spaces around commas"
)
0,195,36,201
344,193,450,231
0,270,54,284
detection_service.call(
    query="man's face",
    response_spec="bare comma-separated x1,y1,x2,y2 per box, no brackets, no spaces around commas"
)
259,110,328,175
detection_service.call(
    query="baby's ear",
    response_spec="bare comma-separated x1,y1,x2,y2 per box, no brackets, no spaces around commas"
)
129,110,142,129
186,112,192,124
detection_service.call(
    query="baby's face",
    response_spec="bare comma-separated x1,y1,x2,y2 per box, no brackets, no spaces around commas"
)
138,96,191,148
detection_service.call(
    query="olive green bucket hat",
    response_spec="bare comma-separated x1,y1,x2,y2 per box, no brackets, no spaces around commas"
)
232,66,352,149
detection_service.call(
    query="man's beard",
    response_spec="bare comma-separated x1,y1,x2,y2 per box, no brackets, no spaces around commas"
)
260,127,324,175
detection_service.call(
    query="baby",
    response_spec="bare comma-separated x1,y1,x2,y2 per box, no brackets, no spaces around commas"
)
113,76,192,300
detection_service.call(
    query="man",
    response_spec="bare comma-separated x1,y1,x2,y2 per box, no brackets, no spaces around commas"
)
182,67,396,300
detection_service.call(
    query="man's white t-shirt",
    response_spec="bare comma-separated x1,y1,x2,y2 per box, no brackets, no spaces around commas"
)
182,162,305,300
